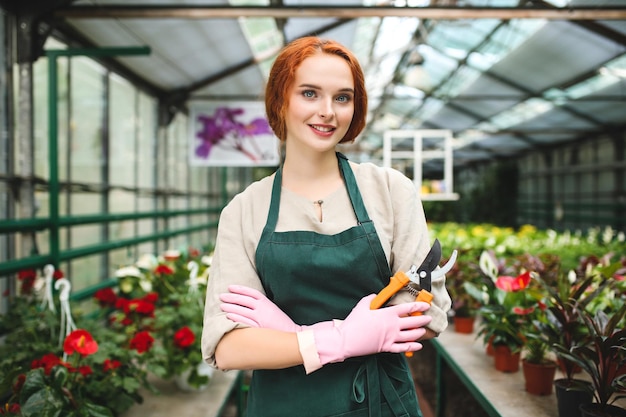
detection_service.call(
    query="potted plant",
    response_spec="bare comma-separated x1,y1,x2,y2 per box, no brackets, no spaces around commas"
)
445,252,483,334
0,328,150,417
556,303,626,417
536,258,620,416
103,248,211,391
521,332,558,395
476,269,542,373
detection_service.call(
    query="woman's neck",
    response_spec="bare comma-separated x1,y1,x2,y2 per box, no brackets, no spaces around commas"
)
281,151,343,201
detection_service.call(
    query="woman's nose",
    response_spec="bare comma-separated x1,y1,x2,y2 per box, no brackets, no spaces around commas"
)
318,99,334,118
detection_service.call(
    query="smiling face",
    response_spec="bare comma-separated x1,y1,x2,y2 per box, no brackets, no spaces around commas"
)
283,53,355,155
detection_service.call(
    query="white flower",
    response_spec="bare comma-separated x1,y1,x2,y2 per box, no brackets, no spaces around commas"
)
567,270,577,285
139,278,153,292
163,250,181,261
479,251,498,281
115,266,142,278
201,255,213,266
136,254,158,270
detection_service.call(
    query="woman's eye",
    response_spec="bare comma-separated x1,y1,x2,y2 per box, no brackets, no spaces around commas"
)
303,90,316,98
336,94,352,103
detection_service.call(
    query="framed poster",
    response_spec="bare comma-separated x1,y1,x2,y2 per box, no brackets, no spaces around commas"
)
189,101,280,166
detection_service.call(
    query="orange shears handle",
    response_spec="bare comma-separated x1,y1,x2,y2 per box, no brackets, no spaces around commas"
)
410,290,434,316
406,290,434,357
370,270,410,310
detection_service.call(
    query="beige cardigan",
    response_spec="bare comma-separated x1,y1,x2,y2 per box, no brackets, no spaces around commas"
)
201,160,452,367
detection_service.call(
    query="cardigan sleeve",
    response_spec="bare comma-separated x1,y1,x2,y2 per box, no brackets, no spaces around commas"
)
201,180,271,368
377,167,452,334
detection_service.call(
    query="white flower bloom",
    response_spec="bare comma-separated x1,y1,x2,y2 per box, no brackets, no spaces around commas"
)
163,249,181,260
116,266,142,278
139,279,153,292
567,270,577,284
602,226,613,244
479,251,498,281
201,255,213,266
136,254,158,270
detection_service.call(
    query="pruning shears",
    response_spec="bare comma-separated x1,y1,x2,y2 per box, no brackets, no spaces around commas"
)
370,239,457,355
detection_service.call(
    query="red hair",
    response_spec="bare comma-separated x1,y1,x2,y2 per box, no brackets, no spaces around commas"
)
265,36,367,143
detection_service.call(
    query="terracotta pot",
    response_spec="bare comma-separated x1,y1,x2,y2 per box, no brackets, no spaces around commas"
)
579,403,626,417
554,378,593,417
486,336,495,356
453,316,475,334
493,345,520,373
522,359,557,395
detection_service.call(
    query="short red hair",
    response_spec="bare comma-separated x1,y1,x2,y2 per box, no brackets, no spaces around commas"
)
265,36,367,144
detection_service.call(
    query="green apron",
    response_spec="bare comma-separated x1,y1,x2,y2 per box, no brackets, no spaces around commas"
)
251,153,423,417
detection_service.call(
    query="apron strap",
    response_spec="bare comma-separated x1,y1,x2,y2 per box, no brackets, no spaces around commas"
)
337,153,369,224
352,356,414,417
338,153,392,280
263,166,283,233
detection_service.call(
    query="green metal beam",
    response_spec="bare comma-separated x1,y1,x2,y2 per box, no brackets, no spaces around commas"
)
45,46,150,272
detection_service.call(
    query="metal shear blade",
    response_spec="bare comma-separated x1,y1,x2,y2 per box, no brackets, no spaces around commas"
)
406,238,458,293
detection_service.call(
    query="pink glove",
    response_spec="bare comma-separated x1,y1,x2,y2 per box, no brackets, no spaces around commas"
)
220,285,302,333
312,294,431,365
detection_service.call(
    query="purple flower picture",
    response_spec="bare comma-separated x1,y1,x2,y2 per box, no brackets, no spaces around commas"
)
190,102,279,166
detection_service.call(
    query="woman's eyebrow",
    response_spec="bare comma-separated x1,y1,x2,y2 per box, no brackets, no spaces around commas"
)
297,83,354,93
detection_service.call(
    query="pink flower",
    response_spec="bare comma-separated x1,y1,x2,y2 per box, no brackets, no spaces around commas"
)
495,271,531,292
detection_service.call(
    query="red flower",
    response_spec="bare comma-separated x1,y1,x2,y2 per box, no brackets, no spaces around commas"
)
495,271,531,292
77,365,93,376
12,374,25,393
173,326,196,348
103,359,122,372
188,247,200,258
17,269,36,280
154,264,174,275
130,331,154,353
17,269,37,294
31,353,64,375
142,292,159,304
0,403,20,414
512,305,535,315
63,329,99,357
52,269,64,280
125,299,155,316
115,297,130,310
121,316,133,326
94,287,117,306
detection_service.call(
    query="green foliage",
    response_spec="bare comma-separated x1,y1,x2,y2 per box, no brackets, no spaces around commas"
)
554,305,626,408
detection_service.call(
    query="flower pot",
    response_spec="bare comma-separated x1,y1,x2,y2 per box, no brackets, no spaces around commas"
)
579,403,626,417
174,361,215,392
493,345,520,373
486,336,495,356
453,316,475,334
554,378,593,417
522,359,557,395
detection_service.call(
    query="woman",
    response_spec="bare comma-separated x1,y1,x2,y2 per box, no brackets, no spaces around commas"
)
201,36,451,417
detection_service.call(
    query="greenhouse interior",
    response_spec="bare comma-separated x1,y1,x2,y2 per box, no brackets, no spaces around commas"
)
1,1,626,416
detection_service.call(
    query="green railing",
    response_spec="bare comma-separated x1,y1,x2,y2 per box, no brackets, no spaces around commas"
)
0,207,222,277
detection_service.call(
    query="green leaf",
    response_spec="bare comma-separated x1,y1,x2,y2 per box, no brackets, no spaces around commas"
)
49,365,69,390
20,387,65,417
82,401,114,417
122,376,141,393
19,369,47,401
